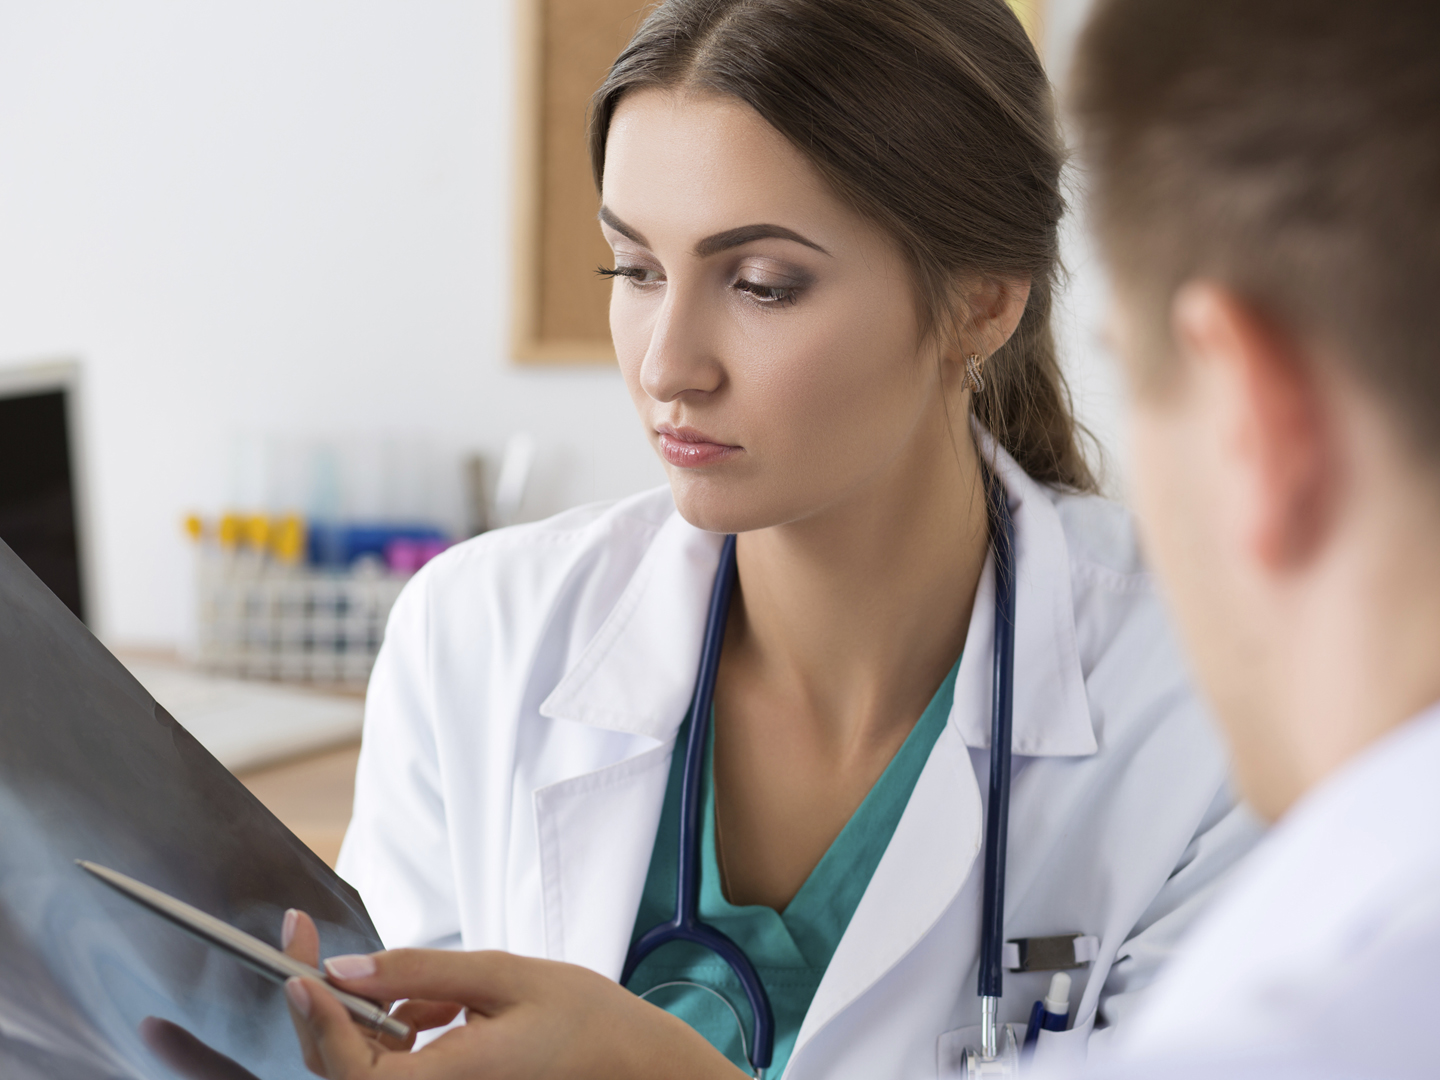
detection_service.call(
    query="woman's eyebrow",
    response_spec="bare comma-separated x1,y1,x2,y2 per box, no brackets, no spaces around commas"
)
694,224,831,258
599,206,649,247
598,206,830,259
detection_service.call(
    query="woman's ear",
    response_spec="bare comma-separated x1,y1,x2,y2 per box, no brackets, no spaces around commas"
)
960,276,1033,359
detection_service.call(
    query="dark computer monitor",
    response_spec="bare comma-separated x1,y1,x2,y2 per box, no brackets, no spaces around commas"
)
0,363,87,623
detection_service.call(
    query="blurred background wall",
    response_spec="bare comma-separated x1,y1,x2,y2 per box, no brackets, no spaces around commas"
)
0,0,1117,651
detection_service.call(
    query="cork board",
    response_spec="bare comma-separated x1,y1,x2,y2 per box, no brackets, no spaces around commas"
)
513,0,652,364
512,0,1044,365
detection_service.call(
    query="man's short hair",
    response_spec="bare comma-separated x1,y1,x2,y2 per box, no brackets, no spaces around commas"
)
1072,0,1440,461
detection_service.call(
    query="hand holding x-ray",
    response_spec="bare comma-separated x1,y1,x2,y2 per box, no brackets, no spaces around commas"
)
278,911,741,1080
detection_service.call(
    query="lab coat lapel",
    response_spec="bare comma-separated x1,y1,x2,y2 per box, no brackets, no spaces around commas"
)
796,723,984,1051
533,512,725,975
539,512,726,740
532,739,676,977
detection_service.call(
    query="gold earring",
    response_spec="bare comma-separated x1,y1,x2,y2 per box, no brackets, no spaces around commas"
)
964,354,986,394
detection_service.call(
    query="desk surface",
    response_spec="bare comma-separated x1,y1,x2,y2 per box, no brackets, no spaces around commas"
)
124,656,365,774
238,742,361,868
115,651,364,868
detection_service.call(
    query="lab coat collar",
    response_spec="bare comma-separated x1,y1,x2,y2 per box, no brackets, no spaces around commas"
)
541,430,1097,759
950,430,1098,758
539,509,723,741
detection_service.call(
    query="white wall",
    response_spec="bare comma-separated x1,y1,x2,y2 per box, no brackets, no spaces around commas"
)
0,0,1124,649
1046,0,1130,498
0,1,665,646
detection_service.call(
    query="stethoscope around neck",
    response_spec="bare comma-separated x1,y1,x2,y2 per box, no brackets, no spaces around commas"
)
623,474,1019,1078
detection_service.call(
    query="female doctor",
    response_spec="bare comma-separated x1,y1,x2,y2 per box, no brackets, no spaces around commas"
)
284,1,1257,1077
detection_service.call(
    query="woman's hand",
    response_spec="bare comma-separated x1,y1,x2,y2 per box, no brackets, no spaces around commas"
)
280,910,744,1080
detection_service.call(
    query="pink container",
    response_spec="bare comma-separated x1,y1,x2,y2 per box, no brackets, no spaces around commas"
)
384,537,453,575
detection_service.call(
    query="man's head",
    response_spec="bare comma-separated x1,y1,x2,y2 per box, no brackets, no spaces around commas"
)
1072,0,1440,817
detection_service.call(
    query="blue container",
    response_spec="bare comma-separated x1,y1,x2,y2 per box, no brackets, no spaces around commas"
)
307,523,449,569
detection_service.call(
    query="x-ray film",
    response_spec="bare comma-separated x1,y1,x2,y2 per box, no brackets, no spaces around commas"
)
0,538,383,1079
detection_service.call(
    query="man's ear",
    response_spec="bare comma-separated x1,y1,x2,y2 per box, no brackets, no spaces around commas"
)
1171,281,1334,570
961,276,1032,359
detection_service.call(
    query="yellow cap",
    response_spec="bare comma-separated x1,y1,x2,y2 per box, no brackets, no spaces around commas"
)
272,514,307,564
219,513,243,548
183,514,205,541
243,515,271,551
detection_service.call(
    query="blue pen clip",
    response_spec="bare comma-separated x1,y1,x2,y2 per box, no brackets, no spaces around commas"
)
1021,972,1072,1059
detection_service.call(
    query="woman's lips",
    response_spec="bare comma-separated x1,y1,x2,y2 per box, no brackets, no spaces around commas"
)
656,426,741,468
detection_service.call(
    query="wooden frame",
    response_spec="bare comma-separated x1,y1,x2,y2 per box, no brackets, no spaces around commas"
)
513,0,651,364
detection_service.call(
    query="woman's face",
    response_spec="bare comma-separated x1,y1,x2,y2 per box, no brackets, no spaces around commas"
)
601,89,952,534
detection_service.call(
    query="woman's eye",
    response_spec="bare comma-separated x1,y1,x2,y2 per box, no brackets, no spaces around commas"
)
733,278,799,306
596,266,663,286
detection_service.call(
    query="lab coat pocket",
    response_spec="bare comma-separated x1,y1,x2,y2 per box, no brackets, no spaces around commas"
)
1030,1020,1091,1073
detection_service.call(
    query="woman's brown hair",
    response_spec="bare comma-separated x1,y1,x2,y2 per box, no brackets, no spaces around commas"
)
588,0,1096,492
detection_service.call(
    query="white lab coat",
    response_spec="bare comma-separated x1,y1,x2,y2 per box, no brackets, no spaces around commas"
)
338,442,1260,1079
1099,702,1440,1079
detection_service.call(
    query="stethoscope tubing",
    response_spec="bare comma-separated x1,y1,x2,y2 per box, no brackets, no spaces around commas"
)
621,534,776,1070
979,476,1017,1001
977,475,1018,1061
624,476,1017,1074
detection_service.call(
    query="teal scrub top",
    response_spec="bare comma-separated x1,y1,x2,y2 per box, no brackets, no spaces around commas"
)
625,656,960,1077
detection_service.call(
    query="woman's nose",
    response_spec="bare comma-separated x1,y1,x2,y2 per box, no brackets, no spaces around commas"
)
638,284,725,403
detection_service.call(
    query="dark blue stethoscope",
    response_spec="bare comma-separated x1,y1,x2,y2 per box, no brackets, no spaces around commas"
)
623,476,1018,1078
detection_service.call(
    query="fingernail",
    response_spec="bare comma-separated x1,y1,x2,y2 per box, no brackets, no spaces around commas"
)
324,954,376,980
281,909,298,950
285,978,311,1017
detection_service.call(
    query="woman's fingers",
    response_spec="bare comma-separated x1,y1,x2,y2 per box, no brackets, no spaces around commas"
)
282,908,322,967
286,977,382,1080
322,948,525,1016
283,910,407,1058
281,910,326,1068
391,998,465,1034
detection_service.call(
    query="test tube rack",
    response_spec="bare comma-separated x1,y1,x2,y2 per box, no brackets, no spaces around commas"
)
193,551,406,687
